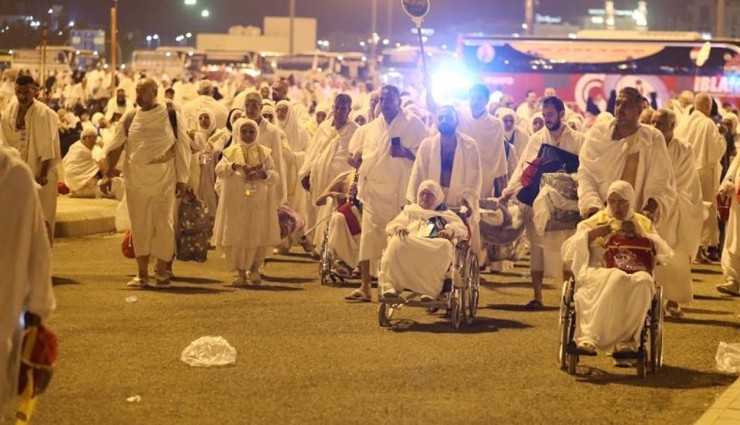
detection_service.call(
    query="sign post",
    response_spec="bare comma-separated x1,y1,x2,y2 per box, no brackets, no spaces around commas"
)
401,0,434,109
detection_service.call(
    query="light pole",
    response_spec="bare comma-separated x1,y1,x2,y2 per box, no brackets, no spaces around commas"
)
370,0,378,85
289,0,295,55
717,0,725,38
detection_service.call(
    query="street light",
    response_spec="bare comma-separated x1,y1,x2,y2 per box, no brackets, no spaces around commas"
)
201,9,210,18
184,0,196,5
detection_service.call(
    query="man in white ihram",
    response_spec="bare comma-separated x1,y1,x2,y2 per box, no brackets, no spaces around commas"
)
406,105,482,266
101,78,191,288
344,85,427,302
0,144,56,418
0,75,62,240
578,87,676,229
651,108,703,317
674,93,726,262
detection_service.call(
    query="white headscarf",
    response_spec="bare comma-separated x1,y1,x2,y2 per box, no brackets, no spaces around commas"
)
196,108,216,134
276,100,306,152
261,104,276,124
495,107,516,139
233,118,260,146
417,179,445,210
606,180,636,221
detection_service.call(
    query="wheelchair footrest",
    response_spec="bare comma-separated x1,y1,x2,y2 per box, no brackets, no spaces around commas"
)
566,342,597,356
612,350,644,360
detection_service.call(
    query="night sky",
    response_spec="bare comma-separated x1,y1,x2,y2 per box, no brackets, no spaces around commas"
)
4,0,652,40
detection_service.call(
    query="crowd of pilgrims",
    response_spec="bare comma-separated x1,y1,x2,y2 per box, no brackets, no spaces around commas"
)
2,64,740,368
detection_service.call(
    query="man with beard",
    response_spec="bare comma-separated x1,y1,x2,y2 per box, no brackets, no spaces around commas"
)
104,88,134,123
344,85,427,302
406,105,483,263
500,96,585,308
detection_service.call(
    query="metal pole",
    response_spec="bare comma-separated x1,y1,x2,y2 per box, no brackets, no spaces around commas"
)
370,0,378,86
525,0,534,36
40,23,48,90
386,0,392,41
289,0,295,55
717,0,725,38
111,1,118,92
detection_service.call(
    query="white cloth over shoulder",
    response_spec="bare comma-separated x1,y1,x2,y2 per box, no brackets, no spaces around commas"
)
0,146,55,414
62,141,99,191
458,109,507,197
578,119,676,226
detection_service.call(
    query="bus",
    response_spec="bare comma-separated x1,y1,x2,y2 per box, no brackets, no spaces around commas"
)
456,34,740,112
270,51,368,81
130,50,189,79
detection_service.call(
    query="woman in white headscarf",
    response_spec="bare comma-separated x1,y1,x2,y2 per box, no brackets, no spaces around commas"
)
375,180,468,301
191,108,226,216
495,107,527,179
561,180,672,360
212,118,281,286
531,112,545,134
276,100,310,153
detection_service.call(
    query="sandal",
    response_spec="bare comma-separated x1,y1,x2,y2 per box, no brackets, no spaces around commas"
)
665,302,684,318
126,277,150,288
153,273,171,288
525,299,544,310
344,289,371,302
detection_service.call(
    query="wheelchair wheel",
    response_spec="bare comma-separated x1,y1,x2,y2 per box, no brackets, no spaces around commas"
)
451,289,463,330
465,253,480,324
378,302,392,327
559,278,576,371
649,286,664,373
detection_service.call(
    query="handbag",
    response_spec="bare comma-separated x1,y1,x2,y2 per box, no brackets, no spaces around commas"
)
121,230,136,259
517,144,580,206
336,202,362,236
718,193,731,222
602,235,655,274
278,205,306,239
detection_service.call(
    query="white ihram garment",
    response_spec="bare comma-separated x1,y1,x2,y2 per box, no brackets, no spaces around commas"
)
0,146,55,415
105,104,191,260
0,99,61,238
579,120,677,228
458,109,507,197
674,110,726,247
379,204,467,297
654,137,704,303
355,111,427,266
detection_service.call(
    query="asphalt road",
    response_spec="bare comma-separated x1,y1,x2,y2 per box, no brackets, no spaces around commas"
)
32,234,740,425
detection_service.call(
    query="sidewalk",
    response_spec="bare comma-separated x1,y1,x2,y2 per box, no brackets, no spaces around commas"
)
696,376,740,424
54,196,119,237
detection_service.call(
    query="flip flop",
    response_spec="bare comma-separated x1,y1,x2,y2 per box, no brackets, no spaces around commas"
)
344,289,371,302
525,299,544,310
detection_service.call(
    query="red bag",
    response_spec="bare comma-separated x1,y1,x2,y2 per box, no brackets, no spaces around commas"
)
519,157,542,188
57,181,69,195
718,193,731,222
337,202,362,236
122,230,136,259
602,235,655,274
18,325,58,397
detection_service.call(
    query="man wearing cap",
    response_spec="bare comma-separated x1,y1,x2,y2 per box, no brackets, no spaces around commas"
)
62,127,124,199
182,79,228,131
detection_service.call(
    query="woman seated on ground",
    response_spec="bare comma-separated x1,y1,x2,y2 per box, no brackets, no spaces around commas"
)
378,180,468,301
561,180,672,365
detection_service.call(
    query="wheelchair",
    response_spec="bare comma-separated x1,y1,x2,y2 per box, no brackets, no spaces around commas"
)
376,207,481,331
558,275,664,378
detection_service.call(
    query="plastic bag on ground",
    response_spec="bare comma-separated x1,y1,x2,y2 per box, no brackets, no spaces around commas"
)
716,342,740,374
181,336,236,367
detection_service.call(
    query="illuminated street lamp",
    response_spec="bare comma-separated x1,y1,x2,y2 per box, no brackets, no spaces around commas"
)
184,0,196,5
201,9,210,18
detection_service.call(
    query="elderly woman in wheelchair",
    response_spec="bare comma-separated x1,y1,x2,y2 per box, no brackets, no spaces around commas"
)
560,180,673,372
378,180,468,302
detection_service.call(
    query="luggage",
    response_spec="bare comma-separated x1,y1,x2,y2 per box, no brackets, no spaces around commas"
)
532,172,580,233
278,205,306,239
517,144,579,206
176,194,212,262
602,235,655,274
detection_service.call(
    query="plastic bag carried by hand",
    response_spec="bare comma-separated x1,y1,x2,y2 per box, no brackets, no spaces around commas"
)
180,336,236,367
716,342,740,374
